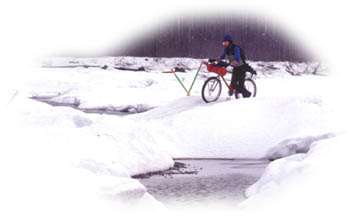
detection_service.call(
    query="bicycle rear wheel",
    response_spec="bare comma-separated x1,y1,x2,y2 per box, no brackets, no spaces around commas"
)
201,77,222,103
244,78,257,97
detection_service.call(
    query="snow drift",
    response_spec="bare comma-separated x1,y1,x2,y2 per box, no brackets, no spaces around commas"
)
239,131,354,216
128,95,334,159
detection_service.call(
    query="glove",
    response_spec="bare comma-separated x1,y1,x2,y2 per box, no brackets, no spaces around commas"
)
217,61,229,68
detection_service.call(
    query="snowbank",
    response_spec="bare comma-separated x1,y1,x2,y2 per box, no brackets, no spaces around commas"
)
265,133,335,160
1,94,173,216
237,76,355,215
128,95,334,159
239,131,354,215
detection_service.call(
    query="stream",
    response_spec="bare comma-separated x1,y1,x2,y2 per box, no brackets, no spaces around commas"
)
135,159,269,209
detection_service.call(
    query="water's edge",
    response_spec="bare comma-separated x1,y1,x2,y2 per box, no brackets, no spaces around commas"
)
135,159,269,208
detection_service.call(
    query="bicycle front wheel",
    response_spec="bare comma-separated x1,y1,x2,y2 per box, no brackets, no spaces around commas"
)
201,77,222,103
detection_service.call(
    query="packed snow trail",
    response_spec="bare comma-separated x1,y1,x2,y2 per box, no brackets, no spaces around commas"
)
128,95,333,159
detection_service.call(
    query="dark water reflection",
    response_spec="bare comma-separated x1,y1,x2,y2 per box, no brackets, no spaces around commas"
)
137,159,269,209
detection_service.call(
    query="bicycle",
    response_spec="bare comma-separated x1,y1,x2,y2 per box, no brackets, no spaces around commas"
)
201,59,257,103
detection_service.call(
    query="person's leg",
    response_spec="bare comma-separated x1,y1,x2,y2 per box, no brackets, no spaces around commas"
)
235,69,251,98
231,67,238,90
235,68,244,92
228,67,238,96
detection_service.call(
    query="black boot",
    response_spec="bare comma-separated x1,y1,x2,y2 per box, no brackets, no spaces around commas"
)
242,89,252,98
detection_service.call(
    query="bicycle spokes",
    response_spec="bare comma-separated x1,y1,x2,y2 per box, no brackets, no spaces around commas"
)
208,81,212,96
208,80,219,96
202,77,222,103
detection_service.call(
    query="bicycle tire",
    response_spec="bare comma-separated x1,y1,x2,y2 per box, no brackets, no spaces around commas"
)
201,77,222,103
244,78,257,97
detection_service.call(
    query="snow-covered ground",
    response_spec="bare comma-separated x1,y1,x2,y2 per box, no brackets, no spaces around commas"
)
41,56,325,77
28,57,325,114
2,56,352,215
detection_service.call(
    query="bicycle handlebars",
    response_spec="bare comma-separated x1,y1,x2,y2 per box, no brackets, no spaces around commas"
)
203,59,257,79
203,59,229,68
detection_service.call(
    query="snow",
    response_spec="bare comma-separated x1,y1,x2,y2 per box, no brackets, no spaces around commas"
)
1,94,173,216
265,133,335,160
127,95,333,159
239,131,355,215
25,57,324,115
2,56,350,215
42,56,325,76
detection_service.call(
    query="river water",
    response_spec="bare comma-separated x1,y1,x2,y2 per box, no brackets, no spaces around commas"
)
136,159,269,210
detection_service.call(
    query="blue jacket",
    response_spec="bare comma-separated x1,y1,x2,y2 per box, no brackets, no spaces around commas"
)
220,45,243,67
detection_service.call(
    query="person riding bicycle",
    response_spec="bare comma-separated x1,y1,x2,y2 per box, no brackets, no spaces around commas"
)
216,35,252,98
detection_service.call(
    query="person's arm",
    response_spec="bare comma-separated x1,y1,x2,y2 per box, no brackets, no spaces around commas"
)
216,49,226,61
229,46,241,66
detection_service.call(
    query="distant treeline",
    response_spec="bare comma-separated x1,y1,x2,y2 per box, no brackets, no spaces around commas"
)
110,14,312,62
